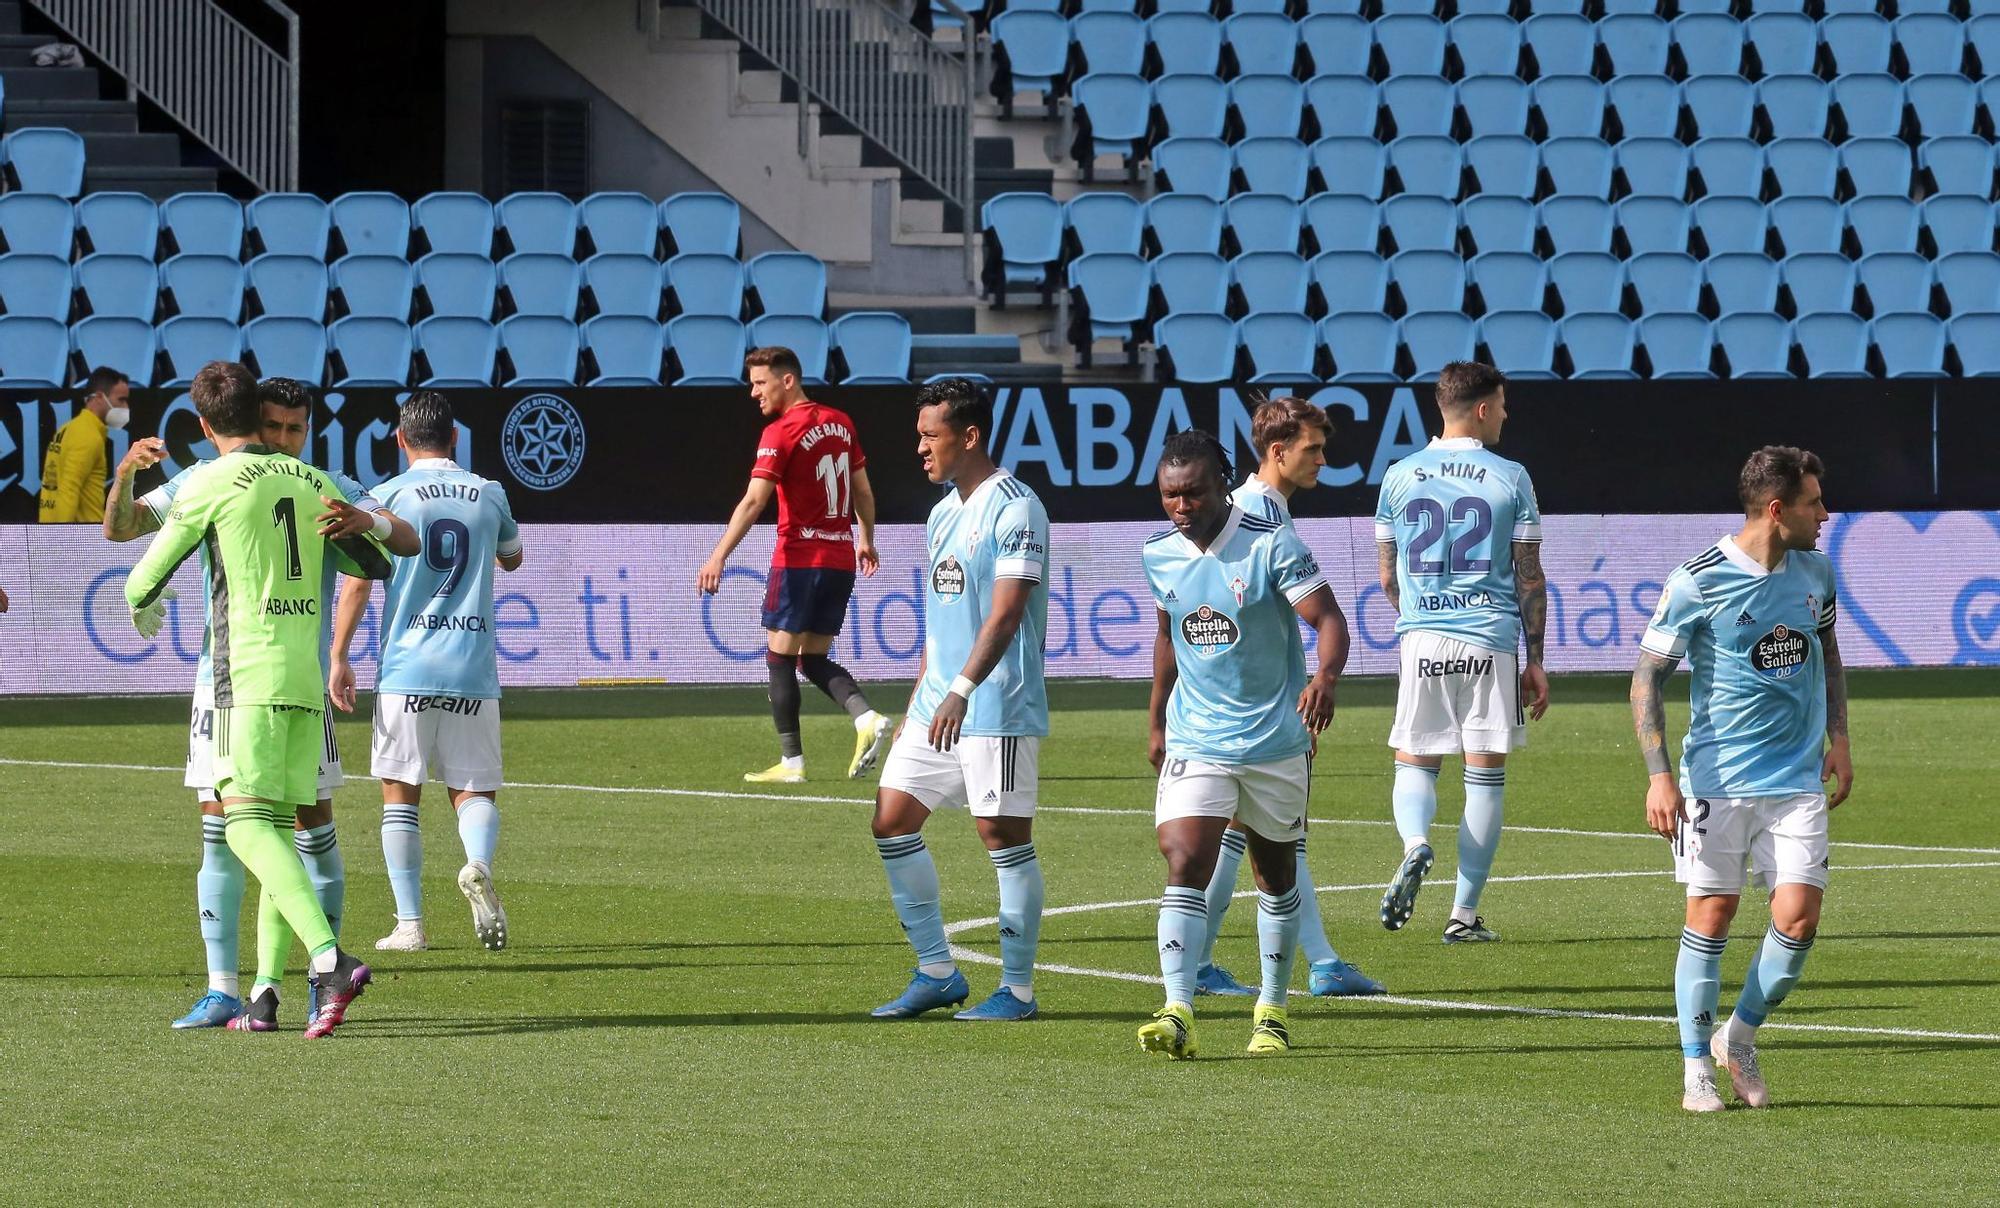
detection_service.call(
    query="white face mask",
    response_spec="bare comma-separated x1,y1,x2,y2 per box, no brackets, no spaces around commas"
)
105,406,131,430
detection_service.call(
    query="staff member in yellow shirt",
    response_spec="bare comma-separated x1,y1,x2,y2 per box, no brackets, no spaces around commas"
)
38,368,130,523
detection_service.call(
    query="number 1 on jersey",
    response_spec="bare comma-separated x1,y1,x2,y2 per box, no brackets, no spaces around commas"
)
815,451,851,519
272,497,303,580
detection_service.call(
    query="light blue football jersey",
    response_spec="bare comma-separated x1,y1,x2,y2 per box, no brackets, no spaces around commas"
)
1641,536,1838,798
1144,506,1329,765
1231,476,1292,529
143,461,380,686
1373,436,1541,655
907,470,1050,737
372,458,521,699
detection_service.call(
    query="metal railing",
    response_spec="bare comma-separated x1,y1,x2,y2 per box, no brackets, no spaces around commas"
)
691,0,979,284
27,0,299,192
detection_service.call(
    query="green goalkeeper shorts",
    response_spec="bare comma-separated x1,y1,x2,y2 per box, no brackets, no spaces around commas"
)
213,703,324,806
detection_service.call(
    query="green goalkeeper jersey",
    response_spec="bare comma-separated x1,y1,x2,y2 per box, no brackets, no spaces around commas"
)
126,443,394,709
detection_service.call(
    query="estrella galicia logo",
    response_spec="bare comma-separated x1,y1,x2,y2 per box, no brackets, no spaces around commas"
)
1751,623,1809,679
932,555,967,604
1181,604,1240,658
501,394,585,490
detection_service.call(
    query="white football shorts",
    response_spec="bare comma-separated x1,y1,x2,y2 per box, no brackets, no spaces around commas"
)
189,680,343,804
1388,630,1526,756
1154,753,1310,843
371,693,504,793
879,724,1039,818
1673,792,1830,896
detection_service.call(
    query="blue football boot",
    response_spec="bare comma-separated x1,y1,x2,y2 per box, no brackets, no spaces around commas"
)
171,989,243,1029
1308,958,1386,996
870,968,971,1019
305,973,322,1030
953,987,1039,1021
1380,843,1434,931
1194,962,1256,996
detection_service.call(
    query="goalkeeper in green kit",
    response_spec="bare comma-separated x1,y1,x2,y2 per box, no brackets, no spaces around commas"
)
125,361,395,1038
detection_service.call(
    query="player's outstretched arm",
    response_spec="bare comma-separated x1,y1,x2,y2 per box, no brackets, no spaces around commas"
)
697,478,777,593
851,466,879,578
1148,608,1178,772
327,574,374,712
125,495,205,613
103,438,167,541
315,495,418,557
927,577,1034,753
1514,539,1551,720
1822,624,1853,808
1291,584,1349,733
1376,540,1400,612
1631,650,1685,838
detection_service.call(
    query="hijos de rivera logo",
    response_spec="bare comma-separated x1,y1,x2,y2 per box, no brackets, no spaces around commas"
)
502,394,586,490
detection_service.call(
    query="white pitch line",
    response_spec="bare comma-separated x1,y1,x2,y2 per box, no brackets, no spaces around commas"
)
942,862,2000,1045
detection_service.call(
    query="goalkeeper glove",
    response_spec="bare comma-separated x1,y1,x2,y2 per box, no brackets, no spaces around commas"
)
132,587,176,638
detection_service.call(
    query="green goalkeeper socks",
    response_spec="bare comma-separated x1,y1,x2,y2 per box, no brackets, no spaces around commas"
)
223,802,336,963
254,881,293,992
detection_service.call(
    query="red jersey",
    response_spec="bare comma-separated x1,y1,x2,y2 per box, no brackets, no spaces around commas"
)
750,401,868,570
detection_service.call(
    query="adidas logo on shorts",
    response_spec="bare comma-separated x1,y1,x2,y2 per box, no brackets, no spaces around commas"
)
982,789,999,804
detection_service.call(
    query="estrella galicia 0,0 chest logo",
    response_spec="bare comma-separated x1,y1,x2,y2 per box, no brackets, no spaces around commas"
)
1751,623,1810,679
1181,604,1240,658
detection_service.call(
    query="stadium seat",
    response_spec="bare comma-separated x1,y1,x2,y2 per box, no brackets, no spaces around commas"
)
1971,15,2000,81
1600,14,1670,76
1319,312,1400,381
1465,136,1539,198
1673,14,1744,76
496,194,577,258
1550,251,1625,314
1387,136,1463,199
1234,137,1310,200
1617,138,1690,199
1922,194,1995,255
1615,196,1690,255
1828,74,1903,140
0,196,72,265
580,315,667,385
1704,252,1781,314
1154,311,1237,383
161,193,243,259
1690,138,1765,200
1303,75,1377,140
1846,197,1920,257
981,192,1062,302
745,252,826,318
1449,14,1522,77
1239,312,1317,383
1744,12,1817,76
329,316,412,386
582,254,666,319
1072,11,1147,76
1156,73,1231,142
1381,194,1457,254
246,194,330,259
1374,15,1447,76
1459,77,1530,139
1522,13,1595,77
1542,137,1613,199
1539,195,1614,254
412,193,495,257
1767,138,1839,197
1607,74,1682,140
416,253,499,321
1469,251,1550,313
1822,13,1891,75
1310,137,1390,200
1460,195,1536,255
1401,312,1475,381
1919,137,1997,199
1310,249,1391,314
70,316,154,386
1764,195,1838,255
1154,137,1233,199
1300,14,1372,77
245,255,328,321
1894,14,1965,77
1947,313,2000,376
659,193,740,258
1534,76,1606,141
414,315,498,386
1067,252,1150,348
74,254,157,322
1222,13,1298,77
1147,193,1225,254
1839,138,1915,201
329,192,410,259
1560,312,1639,378
577,192,660,258
663,315,746,385
160,255,244,321
1934,251,2000,314
1637,312,1715,378
1148,12,1223,77
1072,73,1150,170
497,314,580,386
830,312,912,384
1793,311,1868,376
0,254,71,321
1153,251,1231,315
1225,193,1302,255
1232,250,1311,315
744,315,830,385
330,255,414,321
1713,311,1792,377
664,253,746,319
1229,75,1306,142
1628,252,1702,313
0,314,66,385
1753,74,1828,141
1906,74,1976,139
1477,310,1560,379
1303,194,1380,254
158,316,243,388
1381,77,1455,141
1857,251,1934,315
74,193,155,258
991,10,1068,113
1390,249,1466,314
2,128,85,198
1067,192,1145,257
1872,312,1947,377
243,315,327,384
1782,252,1859,316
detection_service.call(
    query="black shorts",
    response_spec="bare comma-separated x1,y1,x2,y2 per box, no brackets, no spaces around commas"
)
762,566,855,636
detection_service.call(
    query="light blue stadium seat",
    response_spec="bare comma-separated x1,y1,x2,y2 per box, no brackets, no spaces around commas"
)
1455,0,1517,11
659,192,740,258
1311,249,1391,314
1381,194,1456,254
1148,12,1223,76
1239,312,1317,383
246,254,327,321
1628,251,1702,313
1704,252,1781,314
1465,135,1538,197
1638,312,1715,378
2,129,84,198
581,254,666,319
1948,313,2000,376
1230,74,1305,143
578,191,661,258
1156,73,1231,142
0,195,72,263
1895,14,1965,77
1560,312,1639,378
1603,74,1680,140
1745,12,1817,76
1542,137,1614,198
75,254,156,322
1470,251,1549,312
329,316,412,386
1401,311,1475,381
247,194,330,259
1550,251,1625,313
1922,194,1995,255
1673,14,1745,76
161,193,242,258
1828,74,1903,140
1378,0,1438,13
413,193,495,257
497,314,579,386
1067,192,1145,256
1615,196,1690,255
744,314,830,385
1302,194,1379,254
1523,13,1595,76
1600,14,1670,75
1382,77,1455,141
1714,311,1792,377
1460,194,1535,255
416,252,498,321
161,255,244,321
1691,138,1765,200
1067,252,1150,347
1148,193,1225,254
831,311,912,384
1376,14,1447,76
1616,138,1689,199
1906,73,1976,139
0,253,71,321
1872,312,1947,377
1459,76,1530,139
159,316,243,388
1767,137,1840,197
1838,138,1914,199
1155,137,1233,199
0,315,66,385
1477,310,1559,378
414,316,498,386
1155,311,1237,383
1223,13,1298,77
1231,250,1311,314
1846,197,1920,257
329,192,410,259
580,315,667,385
664,315,746,385
1756,74,1830,141
1539,194,1614,253
75,193,155,258
1763,195,1836,255
1534,76,1606,140
1230,0,1290,11
1073,11,1147,76
1319,312,1400,381
1822,13,1892,75
1390,248,1466,313
1387,135,1463,199
745,252,826,318
1857,251,1934,314
1971,14,2000,80
664,252,746,319
992,10,1068,112
496,193,577,257
1310,136,1388,198
1601,0,1662,12
1301,14,1371,77
1449,14,1522,76
1793,311,1868,376
1235,137,1310,200
1782,252,1859,316
244,315,327,384
981,192,1062,301
1225,193,1303,254
1303,74,1377,140
1934,250,2000,314
1072,73,1150,168
71,316,154,386
330,255,414,321
1919,136,1996,198
1153,251,1231,315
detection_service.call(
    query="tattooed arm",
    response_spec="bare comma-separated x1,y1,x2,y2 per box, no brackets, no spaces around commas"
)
1514,540,1550,720
1822,624,1853,808
1377,540,1399,612
1632,650,1686,839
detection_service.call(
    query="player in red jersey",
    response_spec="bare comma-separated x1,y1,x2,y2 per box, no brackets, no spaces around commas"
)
698,346,894,783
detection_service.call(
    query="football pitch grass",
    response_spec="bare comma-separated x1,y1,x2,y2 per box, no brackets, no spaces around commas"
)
1,671,1996,1204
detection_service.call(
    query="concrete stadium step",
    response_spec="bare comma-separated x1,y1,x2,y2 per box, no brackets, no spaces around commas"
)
0,4,25,36
81,131,184,167
83,164,218,199
0,65,100,101
4,99,139,134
